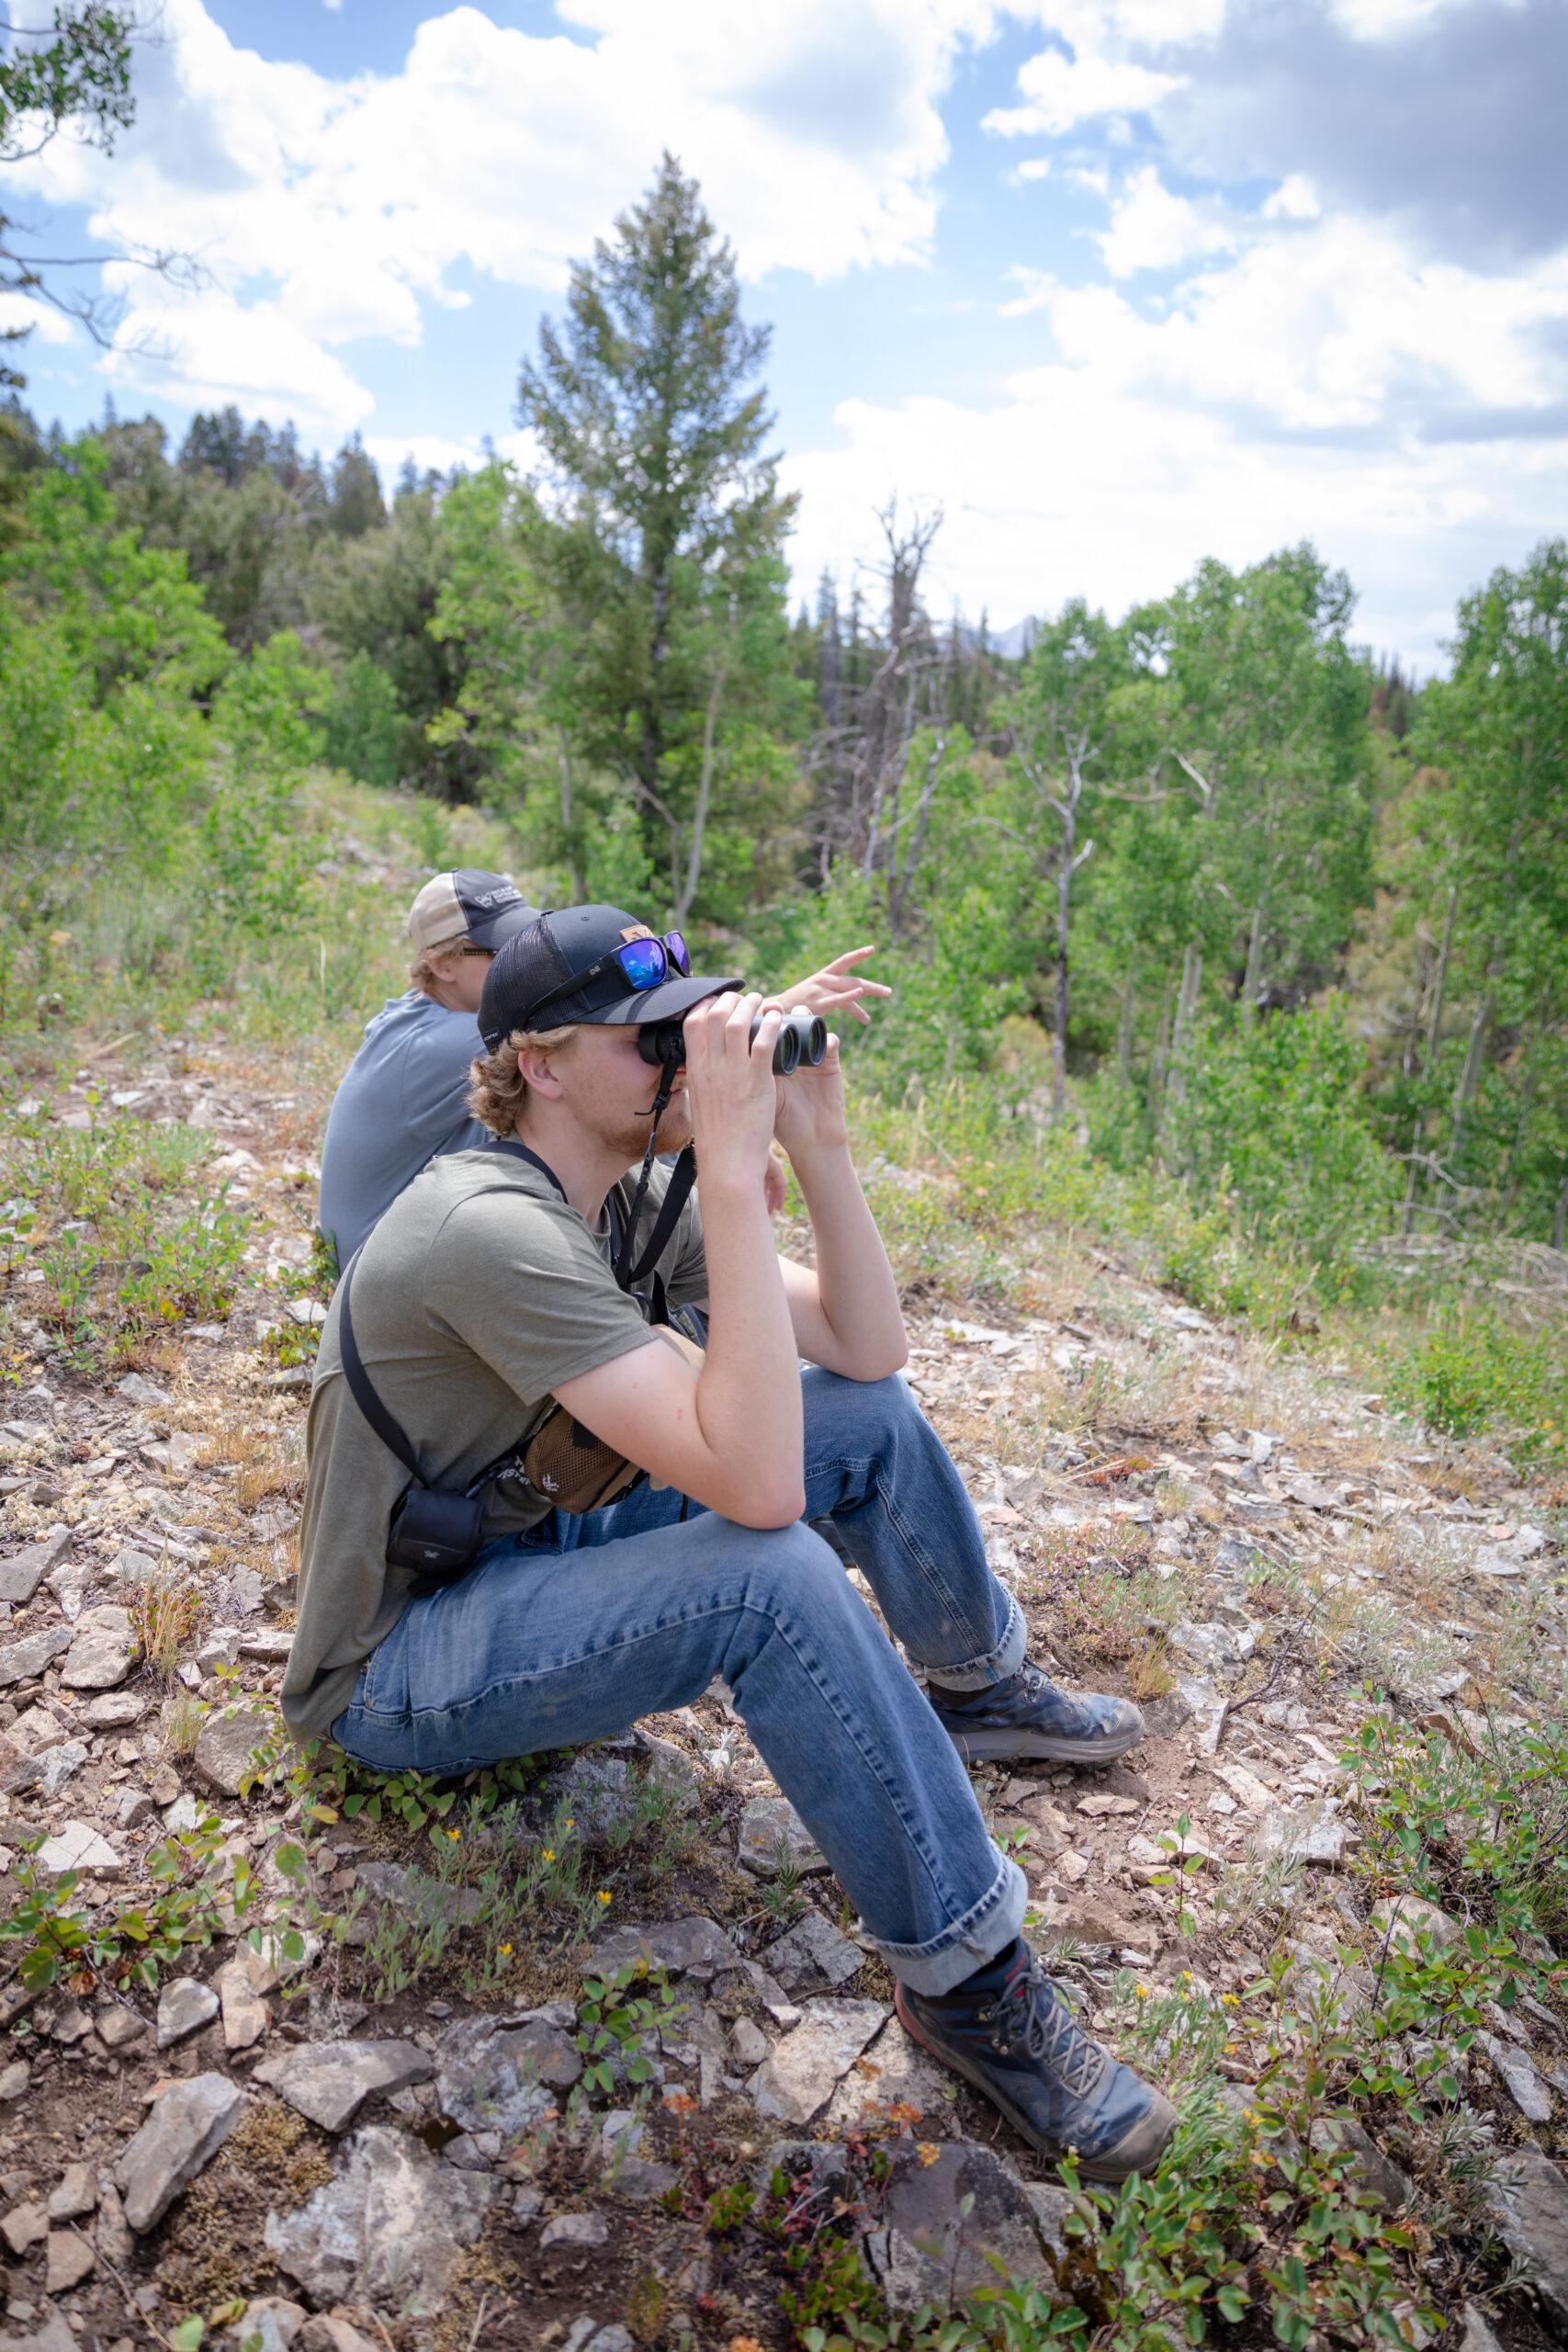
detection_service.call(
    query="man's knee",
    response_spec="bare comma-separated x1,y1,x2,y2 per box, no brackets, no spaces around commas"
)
738,1516,852,1621
804,1367,918,1431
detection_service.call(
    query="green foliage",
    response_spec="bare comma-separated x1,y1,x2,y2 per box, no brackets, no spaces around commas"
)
0,1102,248,1366
0,1812,258,1994
204,628,326,942
1161,1000,1399,1260
575,1960,681,2097
323,647,404,789
1382,1310,1567,1460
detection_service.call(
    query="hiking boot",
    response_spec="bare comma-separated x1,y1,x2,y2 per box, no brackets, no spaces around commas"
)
896,1941,1176,2182
928,1657,1144,1765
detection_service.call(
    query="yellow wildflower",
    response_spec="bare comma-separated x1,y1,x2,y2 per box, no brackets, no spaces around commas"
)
596,1889,613,1905
541,1849,556,1863
499,1943,513,1956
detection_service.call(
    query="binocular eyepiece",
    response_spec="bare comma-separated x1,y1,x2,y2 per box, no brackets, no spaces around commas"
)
637,1005,829,1077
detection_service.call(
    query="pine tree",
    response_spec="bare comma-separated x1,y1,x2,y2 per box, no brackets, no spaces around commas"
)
515,150,798,900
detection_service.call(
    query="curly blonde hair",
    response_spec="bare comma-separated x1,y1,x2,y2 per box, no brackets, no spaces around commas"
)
411,939,492,998
468,1025,582,1136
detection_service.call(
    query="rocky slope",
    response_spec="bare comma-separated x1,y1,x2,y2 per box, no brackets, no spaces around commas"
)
0,1037,1565,2352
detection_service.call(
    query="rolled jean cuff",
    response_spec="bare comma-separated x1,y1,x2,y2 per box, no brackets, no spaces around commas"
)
866,1849,1029,1996
922,1590,1027,1695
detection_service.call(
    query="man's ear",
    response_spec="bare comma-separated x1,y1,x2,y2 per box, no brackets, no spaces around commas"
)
516,1039,570,1099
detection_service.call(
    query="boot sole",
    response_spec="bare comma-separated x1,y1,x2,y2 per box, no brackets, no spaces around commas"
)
894,1986,1178,2183
939,1720,1145,1766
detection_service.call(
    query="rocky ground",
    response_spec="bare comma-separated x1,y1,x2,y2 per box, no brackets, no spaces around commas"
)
1,1035,1566,2352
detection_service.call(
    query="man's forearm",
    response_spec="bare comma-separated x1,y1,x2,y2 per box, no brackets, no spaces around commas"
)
795,1142,908,1378
694,1173,806,1521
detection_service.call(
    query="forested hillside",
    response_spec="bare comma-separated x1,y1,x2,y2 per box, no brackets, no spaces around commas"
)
5,157,1564,1284
4,92,1568,2352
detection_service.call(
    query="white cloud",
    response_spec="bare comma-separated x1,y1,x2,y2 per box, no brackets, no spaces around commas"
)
788,207,1568,666
0,294,75,345
984,44,1183,136
12,0,999,431
1097,164,1235,276
1262,174,1320,222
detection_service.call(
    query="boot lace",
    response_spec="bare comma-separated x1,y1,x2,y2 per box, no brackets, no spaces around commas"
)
991,1961,1107,2099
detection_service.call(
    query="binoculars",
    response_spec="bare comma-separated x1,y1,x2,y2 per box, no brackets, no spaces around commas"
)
638,1006,829,1076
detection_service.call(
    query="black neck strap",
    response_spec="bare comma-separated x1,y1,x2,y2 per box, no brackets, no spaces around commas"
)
485,1131,696,1296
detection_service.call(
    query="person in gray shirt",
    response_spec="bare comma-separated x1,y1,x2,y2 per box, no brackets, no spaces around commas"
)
319,870,539,1272
318,867,890,1272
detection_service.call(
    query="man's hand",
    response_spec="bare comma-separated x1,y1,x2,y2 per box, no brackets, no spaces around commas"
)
681,991,783,1195
773,944,891,1028
772,1030,849,1167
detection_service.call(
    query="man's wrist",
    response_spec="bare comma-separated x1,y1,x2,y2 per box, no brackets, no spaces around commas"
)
786,1134,854,1182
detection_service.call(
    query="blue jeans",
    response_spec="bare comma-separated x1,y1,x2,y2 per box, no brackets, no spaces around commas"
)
333,1371,1028,1994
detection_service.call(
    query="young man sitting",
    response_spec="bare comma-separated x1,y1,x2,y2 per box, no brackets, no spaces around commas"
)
317,867,889,1272
284,905,1175,2180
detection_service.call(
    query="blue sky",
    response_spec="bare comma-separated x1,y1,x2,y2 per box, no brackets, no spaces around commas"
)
6,0,1565,667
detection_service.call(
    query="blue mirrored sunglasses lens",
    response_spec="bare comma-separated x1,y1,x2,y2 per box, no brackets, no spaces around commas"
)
616,939,667,990
664,931,691,976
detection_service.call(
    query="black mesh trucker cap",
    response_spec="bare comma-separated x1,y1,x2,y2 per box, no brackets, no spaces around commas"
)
478,906,741,1052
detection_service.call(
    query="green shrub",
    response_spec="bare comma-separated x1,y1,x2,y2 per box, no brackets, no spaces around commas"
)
1383,1311,1567,1460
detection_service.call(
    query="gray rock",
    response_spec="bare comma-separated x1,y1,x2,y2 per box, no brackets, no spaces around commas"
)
541,2210,610,2250
763,1909,864,1995
561,2324,633,2352
157,1975,220,2047
2,2314,78,2352
738,1793,829,1877
297,2318,380,2352
46,1552,93,1620
0,2057,31,2101
228,2297,306,2352
748,1998,886,2124
264,2123,493,2314
588,1915,737,1980
34,1738,90,1797
254,2040,434,2134
60,1602,135,1689
434,2014,582,2138
1486,2149,1568,2330
45,2225,96,2292
1368,1893,1461,1953
1456,2304,1505,2352
868,2139,1066,2313
297,2321,380,2352
83,1690,146,1728
1254,1796,1353,1866
0,1527,71,1606
37,1817,120,1874
729,2018,770,2068
355,1858,484,1928
193,1703,274,1796
117,1372,171,1408
1168,1620,1254,1679
95,2179,132,2266
96,2003,149,2051
1,2199,47,2255
539,1742,697,1843
115,2070,245,2232
0,1623,73,1688
1308,2116,1412,2210
1478,2032,1553,2122
46,2162,96,2221
217,1955,270,2052
821,2014,957,2134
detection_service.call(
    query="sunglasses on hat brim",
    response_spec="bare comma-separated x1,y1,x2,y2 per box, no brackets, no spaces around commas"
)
525,929,692,1023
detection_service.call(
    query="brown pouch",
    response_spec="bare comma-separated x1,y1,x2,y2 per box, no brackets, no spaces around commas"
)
521,1324,705,1513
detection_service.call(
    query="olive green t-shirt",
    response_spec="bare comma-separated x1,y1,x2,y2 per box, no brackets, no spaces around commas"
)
281,1147,707,1741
